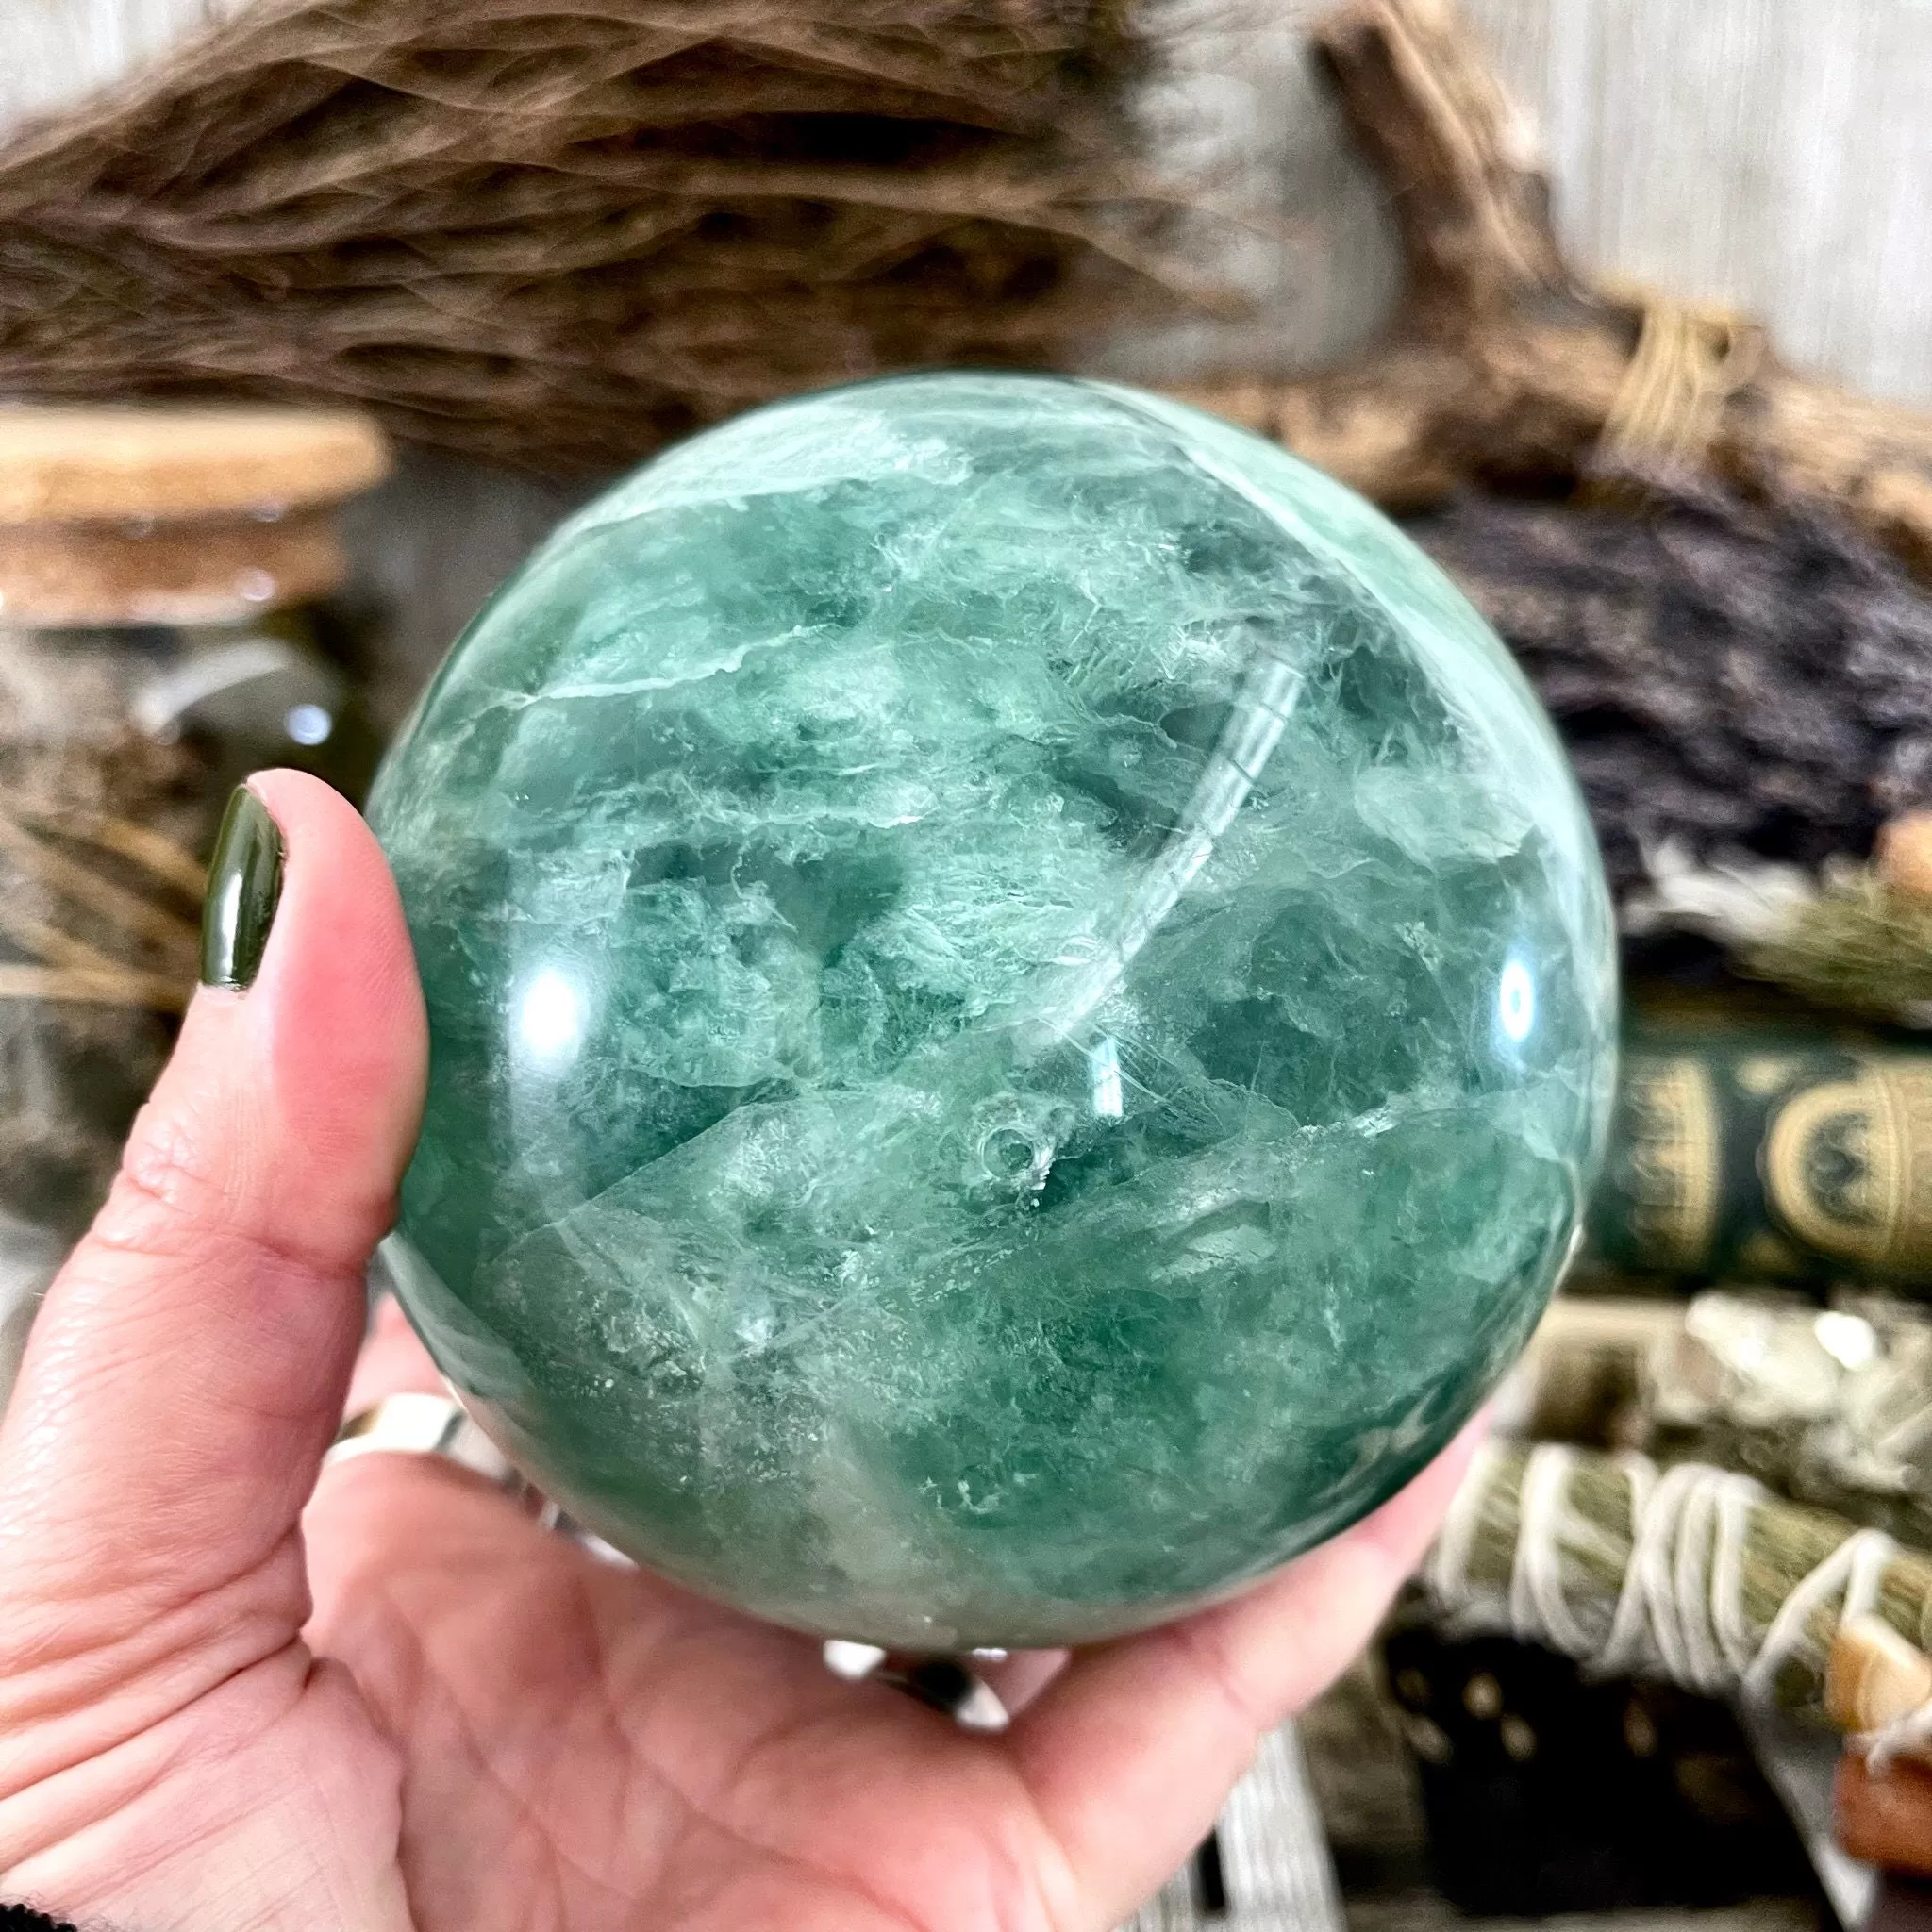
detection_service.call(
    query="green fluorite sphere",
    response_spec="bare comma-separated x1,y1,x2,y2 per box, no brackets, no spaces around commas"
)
371,374,1616,1649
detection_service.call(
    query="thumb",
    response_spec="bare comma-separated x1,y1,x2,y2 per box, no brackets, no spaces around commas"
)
0,770,425,1641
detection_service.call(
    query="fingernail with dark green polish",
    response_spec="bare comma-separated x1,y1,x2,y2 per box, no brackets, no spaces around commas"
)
200,786,284,991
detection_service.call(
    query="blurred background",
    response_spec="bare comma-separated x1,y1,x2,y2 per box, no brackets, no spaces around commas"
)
6,3,1932,1929
8,0,1931,698
12,0,1932,396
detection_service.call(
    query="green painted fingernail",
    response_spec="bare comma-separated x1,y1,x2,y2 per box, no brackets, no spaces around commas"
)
200,786,284,991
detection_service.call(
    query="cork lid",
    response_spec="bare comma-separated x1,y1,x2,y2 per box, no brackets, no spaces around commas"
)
0,406,391,524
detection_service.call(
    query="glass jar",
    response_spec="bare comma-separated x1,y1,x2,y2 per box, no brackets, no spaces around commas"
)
0,407,391,1400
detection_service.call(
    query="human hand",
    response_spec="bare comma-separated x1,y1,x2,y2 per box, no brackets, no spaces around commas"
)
0,771,1478,1932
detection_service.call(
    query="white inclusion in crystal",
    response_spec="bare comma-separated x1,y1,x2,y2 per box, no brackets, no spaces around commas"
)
1496,955,1537,1044
1013,641,1305,1058
516,967,584,1066
1090,1036,1124,1118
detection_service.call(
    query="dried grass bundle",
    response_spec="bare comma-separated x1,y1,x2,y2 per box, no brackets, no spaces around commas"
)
0,0,1174,472
1739,871,1932,1024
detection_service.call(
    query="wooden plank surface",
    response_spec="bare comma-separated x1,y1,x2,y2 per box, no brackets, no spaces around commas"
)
1121,1723,1347,1932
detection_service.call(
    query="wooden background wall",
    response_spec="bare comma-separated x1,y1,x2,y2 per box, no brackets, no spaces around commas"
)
1464,0,1932,408
6,0,1930,690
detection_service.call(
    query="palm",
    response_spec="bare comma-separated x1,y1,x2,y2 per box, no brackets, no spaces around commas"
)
0,774,1473,1930
305,1459,1074,1932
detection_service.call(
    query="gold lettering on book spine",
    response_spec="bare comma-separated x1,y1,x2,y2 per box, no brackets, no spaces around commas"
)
1765,1063,1932,1276
1624,1056,1720,1271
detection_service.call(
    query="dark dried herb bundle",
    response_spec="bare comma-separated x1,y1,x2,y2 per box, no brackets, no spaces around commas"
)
0,0,1172,473
1407,478,1932,898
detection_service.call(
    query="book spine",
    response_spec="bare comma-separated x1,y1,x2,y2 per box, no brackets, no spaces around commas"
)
1590,1042,1932,1286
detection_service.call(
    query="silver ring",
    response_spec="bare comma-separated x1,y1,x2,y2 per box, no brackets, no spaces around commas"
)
822,1641,1009,1731
325,1391,518,1487
325,1394,612,1541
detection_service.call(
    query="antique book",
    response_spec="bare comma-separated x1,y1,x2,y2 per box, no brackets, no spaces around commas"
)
1591,1039,1932,1289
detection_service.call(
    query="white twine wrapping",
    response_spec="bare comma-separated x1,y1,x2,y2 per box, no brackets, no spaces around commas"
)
1425,1442,1900,1703
1859,1698,1932,1773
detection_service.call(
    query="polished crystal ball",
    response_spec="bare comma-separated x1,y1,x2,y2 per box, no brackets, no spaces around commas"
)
371,374,1616,1649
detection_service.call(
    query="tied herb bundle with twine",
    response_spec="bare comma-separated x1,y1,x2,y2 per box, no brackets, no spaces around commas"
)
1425,1441,1932,1716
0,0,1180,472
